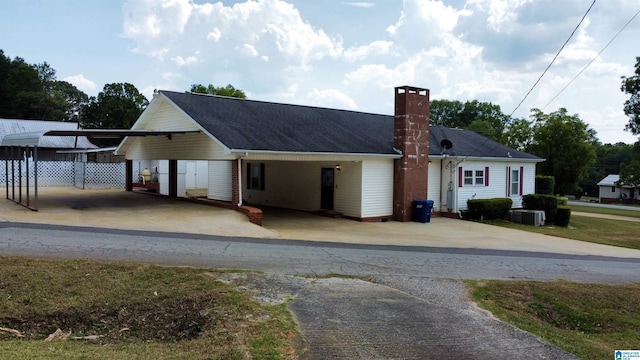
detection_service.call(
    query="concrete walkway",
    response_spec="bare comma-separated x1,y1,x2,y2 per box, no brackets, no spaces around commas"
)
2,187,639,259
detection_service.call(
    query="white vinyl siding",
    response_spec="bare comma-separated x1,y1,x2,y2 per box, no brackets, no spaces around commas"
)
243,160,392,218
427,159,441,212
123,100,233,161
144,100,200,131
208,161,232,201
125,132,233,160
360,159,393,218
456,162,536,211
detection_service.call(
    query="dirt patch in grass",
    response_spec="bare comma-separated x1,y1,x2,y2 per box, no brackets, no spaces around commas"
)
0,294,213,343
0,256,301,359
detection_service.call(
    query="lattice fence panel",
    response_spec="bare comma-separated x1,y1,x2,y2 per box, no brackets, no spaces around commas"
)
83,162,126,189
1,160,125,189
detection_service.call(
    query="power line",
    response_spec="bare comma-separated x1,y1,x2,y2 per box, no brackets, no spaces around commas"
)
509,0,597,117
542,7,640,111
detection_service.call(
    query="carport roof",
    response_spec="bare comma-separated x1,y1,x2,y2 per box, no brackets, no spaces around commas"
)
0,118,97,148
1,129,200,147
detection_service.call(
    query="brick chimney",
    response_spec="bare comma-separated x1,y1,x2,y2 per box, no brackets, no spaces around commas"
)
393,86,430,222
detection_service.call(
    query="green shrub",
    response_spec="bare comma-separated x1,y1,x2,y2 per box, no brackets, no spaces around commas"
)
467,198,513,221
522,194,558,224
535,176,555,195
555,206,571,227
557,197,568,206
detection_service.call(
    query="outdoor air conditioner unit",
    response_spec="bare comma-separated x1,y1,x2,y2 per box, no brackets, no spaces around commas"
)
521,210,545,226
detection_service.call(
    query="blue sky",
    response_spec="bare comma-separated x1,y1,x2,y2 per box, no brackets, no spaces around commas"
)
1,0,639,144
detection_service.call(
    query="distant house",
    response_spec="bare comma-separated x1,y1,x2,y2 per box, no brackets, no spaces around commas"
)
597,174,639,204
0,118,97,160
115,86,543,222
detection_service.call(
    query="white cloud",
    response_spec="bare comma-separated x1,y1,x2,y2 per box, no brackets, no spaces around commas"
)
343,41,393,62
117,0,638,144
240,44,259,57
306,88,358,109
343,2,375,8
62,74,97,94
171,55,198,67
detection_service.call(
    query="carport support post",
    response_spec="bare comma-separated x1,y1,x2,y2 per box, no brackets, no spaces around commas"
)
125,160,133,191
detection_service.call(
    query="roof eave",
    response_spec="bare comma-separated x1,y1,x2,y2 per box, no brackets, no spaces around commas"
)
429,155,544,163
229,149,402,158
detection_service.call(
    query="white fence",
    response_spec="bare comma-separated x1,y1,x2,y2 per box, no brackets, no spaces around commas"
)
1,160,125,189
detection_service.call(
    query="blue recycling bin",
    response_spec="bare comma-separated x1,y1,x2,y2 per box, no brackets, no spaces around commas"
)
413,199,434,223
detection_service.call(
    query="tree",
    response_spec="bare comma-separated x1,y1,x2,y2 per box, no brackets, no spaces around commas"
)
0,50,89,121
189,83,246,98
621,56,640,135
619,159,640,189
527,108,597,195
429,99,510,142
429,100,464,128
80,83,148,129
502,118,533,151
79,83,149,146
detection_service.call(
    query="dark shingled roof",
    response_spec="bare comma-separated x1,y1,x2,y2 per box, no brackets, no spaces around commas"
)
161,91,540,160
163,91,395,154
428,125,540,160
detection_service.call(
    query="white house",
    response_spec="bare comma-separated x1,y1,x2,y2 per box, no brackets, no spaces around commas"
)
115,86,543,224
597,174,639,203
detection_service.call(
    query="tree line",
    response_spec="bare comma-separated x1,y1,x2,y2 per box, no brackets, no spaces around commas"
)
1,48,638,196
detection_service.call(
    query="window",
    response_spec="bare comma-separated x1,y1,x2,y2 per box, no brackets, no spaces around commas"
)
475,170,484,185
612,186,616,193
463,169,484,186
511,168,520,196
464,170,473,185
246,163,265,190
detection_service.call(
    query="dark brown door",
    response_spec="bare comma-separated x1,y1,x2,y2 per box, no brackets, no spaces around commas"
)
321,168,334,210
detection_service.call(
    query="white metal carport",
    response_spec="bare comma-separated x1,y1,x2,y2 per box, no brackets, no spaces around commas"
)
2,129,200,210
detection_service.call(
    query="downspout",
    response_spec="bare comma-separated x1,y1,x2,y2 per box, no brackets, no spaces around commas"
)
237,158,243,207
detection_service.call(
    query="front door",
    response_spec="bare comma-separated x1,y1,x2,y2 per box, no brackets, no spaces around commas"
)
321,168,334,210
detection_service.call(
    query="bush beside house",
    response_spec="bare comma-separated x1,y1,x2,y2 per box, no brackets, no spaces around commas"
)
555,206,571,227
535,176,555,195
466,198,513,221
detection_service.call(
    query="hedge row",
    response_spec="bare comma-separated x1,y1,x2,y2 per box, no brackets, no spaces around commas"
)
466,198,513,221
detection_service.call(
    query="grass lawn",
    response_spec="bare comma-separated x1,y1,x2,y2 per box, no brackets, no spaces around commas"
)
0,257,300,360
570,204,640,219
468,280,640,360
488,215,640,250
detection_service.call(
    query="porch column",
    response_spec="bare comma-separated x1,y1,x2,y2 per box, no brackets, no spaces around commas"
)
231,159,241,207
168,160,178,198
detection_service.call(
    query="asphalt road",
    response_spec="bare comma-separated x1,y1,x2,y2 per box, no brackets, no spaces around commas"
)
4,221,638,358
1,221,639,283
569,200,640,211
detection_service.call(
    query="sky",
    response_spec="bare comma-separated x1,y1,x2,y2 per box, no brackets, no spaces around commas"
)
1,0,639,144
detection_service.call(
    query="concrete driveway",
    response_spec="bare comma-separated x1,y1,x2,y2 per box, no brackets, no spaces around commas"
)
2,187,639,258
2,187,636,359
